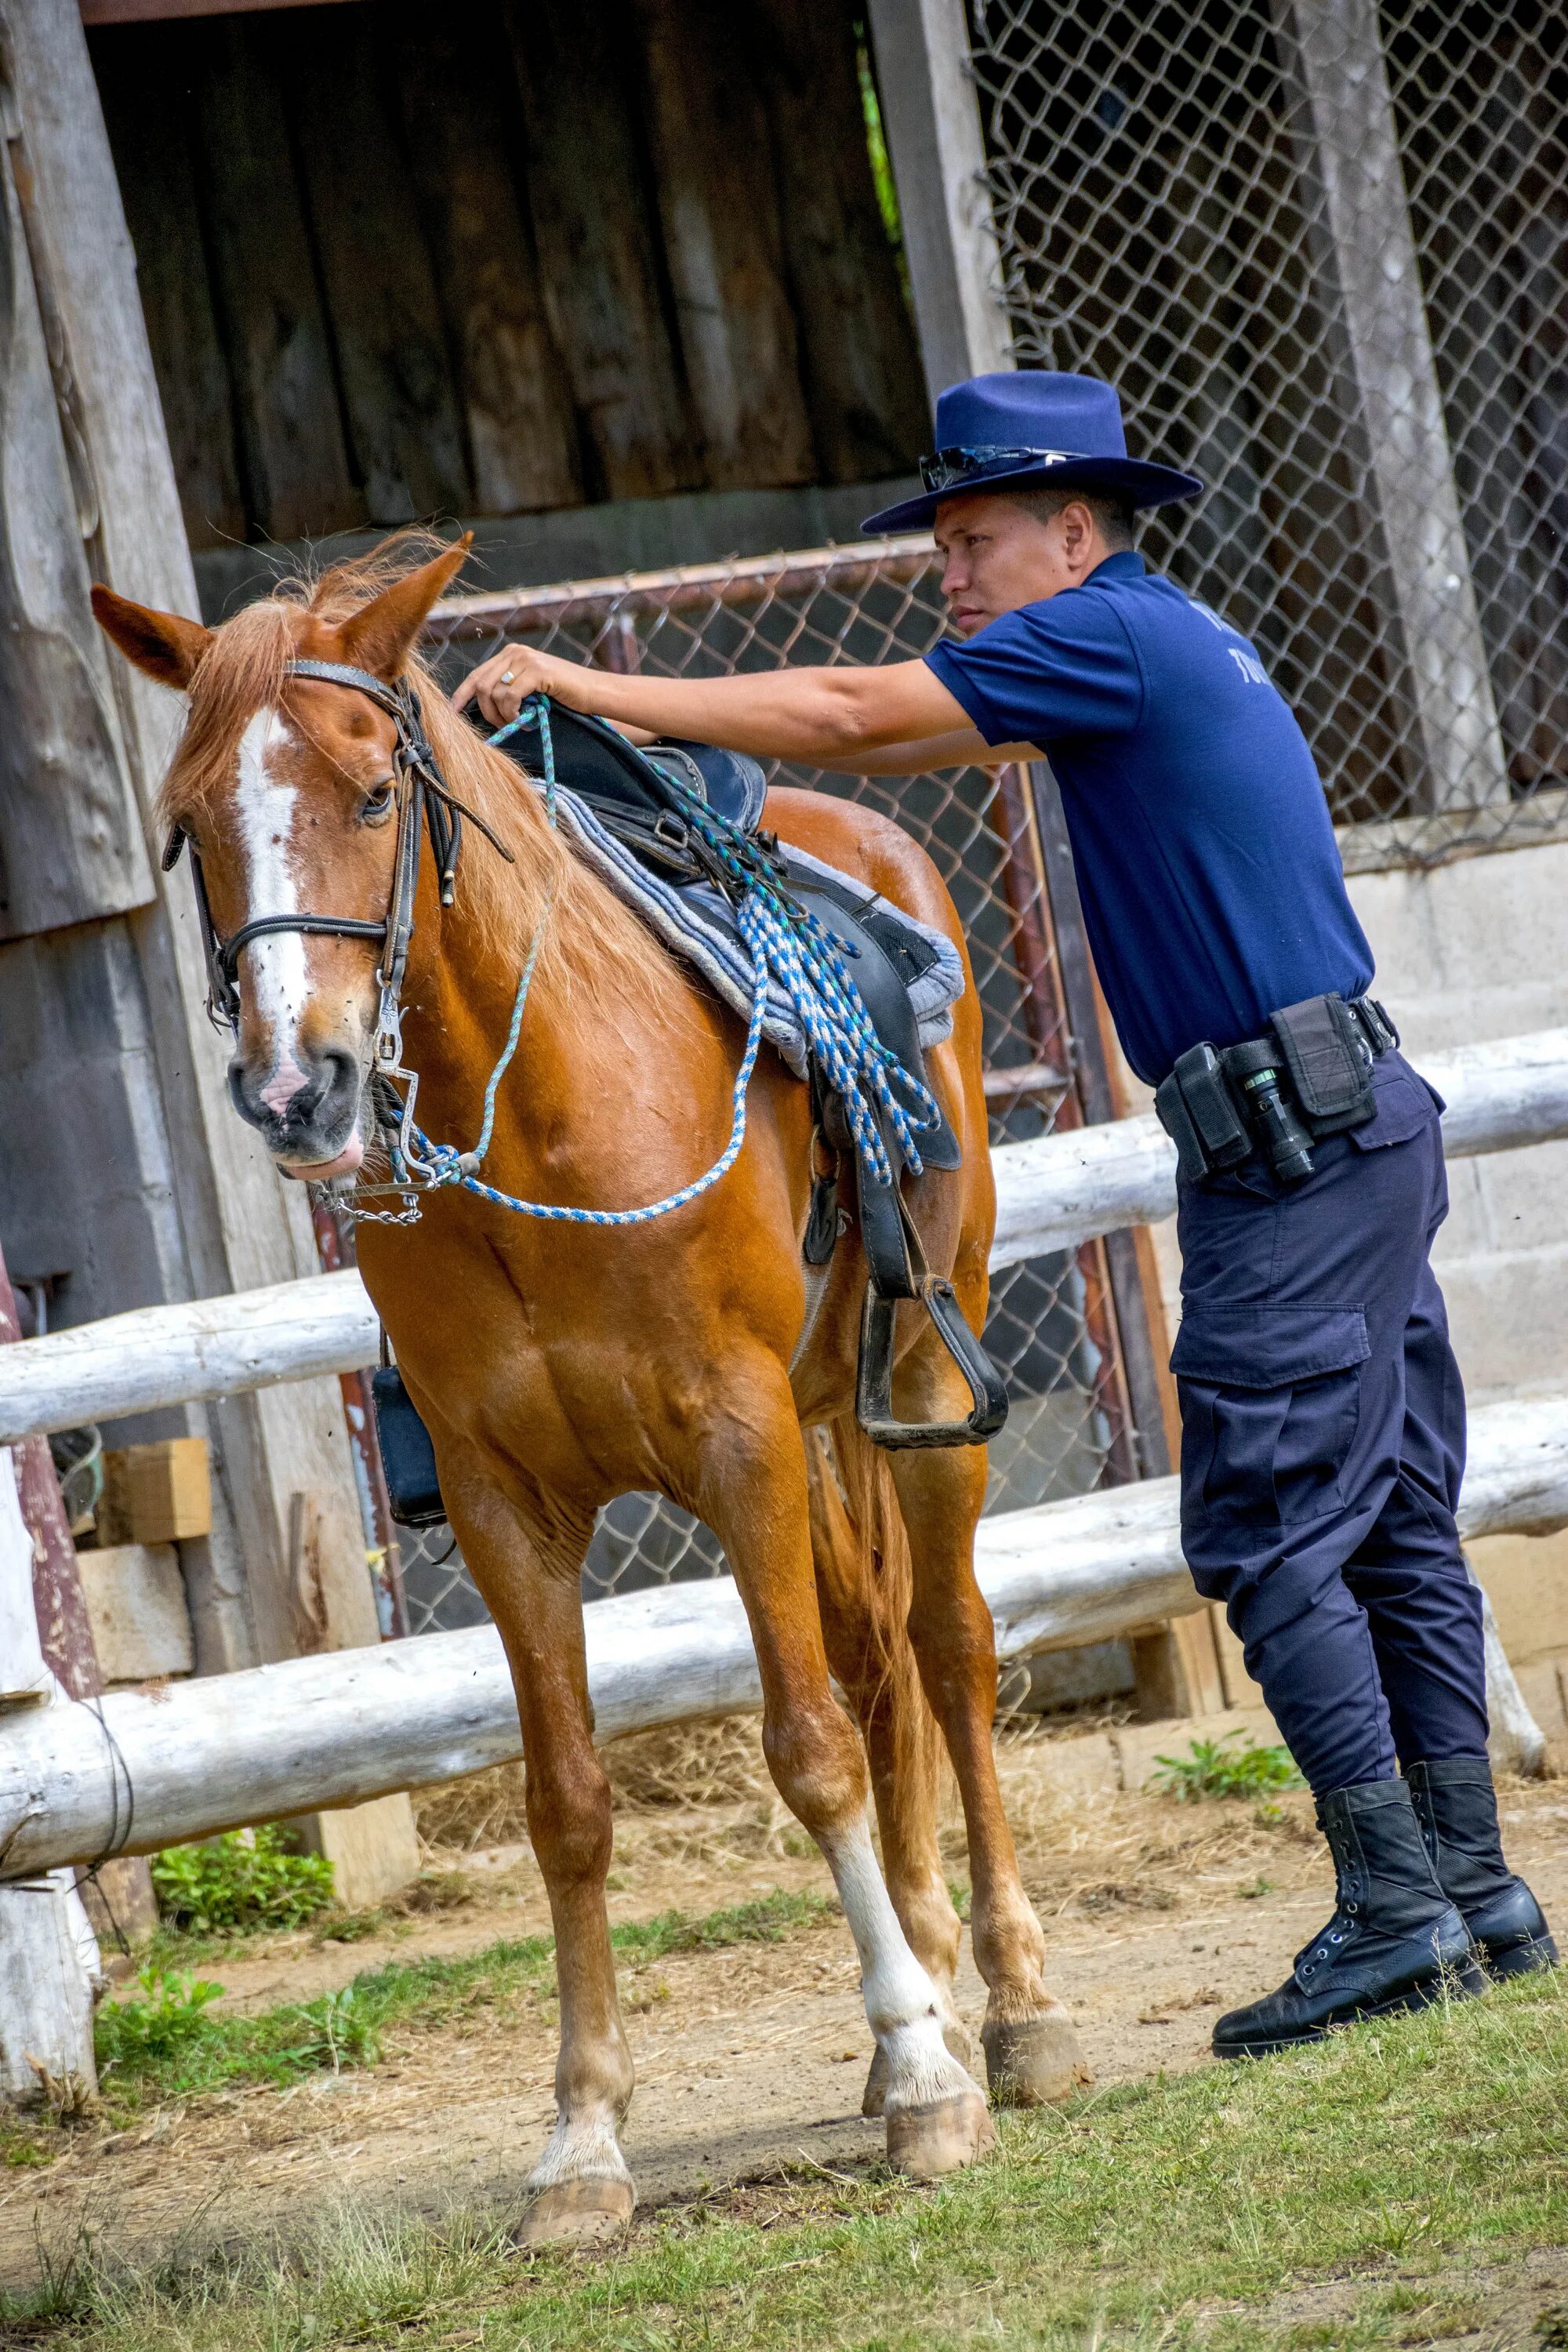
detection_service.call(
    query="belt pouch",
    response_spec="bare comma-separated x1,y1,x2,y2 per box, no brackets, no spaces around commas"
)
1155,1042,1250,1181
1269,993,1374,1134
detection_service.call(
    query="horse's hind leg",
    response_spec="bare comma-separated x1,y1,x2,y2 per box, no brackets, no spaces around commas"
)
443,1473,635,2248
887,1330,1094,2109
696,1359,993,2178
804,1421,976,2117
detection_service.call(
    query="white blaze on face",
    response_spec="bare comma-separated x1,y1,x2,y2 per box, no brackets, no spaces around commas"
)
235,707,313,1115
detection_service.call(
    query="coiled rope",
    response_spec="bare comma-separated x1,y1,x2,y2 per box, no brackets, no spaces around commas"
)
355,697,938,1226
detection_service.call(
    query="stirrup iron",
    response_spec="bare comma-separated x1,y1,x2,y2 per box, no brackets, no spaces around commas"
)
855,1200,1008,1450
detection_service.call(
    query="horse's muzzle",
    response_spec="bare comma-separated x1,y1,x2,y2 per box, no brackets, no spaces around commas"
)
228,1043,364,1174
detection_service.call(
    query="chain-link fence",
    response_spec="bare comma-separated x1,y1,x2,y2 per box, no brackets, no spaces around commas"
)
368,541,1152,1638
967,0,1568,865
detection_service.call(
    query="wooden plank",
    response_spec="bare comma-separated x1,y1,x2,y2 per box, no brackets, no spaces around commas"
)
0,73,151,936
1271,0,1508,812
5,1385,1565,1879
503,0,699,504
89,24,245,550
283,6,470,525
863,0,1012,403
630,0,815,491
753,0,929,482
188,13,363,540
387,4,579,520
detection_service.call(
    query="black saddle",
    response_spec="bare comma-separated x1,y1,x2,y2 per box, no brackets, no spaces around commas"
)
370,706,1007,1519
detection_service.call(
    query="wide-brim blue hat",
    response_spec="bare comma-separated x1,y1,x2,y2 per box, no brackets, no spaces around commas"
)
862,370,1203,535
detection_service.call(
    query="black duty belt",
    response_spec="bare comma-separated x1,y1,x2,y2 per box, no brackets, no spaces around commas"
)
1155,992,1399,1188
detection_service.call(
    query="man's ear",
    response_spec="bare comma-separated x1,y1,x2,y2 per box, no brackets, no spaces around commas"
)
91,585,214,691
336,535,474,681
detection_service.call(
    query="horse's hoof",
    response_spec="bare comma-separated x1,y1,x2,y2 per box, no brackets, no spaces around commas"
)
862,2017,979,2118
982,2011,1094,2107
885,2087,995,2178
517,2176,635,2249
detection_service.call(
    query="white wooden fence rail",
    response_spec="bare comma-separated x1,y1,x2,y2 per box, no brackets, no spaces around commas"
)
2,1027,1565,1448
2,1390,1563,1881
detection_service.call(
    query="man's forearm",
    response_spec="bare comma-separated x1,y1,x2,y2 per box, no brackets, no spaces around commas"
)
817,730,1044,776
455,643,968,760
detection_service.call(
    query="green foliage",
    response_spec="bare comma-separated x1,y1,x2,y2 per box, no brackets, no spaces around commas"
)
96,1972,382,2105
94,1969,222,2069
150,1825,335,1934
1151,1727,1306,1803
855,34,904,258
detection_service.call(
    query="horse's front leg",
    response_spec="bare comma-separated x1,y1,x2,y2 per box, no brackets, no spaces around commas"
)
694,1356,993,2178
443,1468,634,2248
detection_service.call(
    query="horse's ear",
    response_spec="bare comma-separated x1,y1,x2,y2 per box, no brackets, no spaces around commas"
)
336,535,474,681
91,585,214,691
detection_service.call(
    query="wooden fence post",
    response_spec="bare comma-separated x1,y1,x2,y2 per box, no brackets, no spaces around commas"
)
1271,0,1509,812
862,0,1011,405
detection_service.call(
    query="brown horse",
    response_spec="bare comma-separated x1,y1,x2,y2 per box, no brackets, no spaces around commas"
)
93,539,1091,2245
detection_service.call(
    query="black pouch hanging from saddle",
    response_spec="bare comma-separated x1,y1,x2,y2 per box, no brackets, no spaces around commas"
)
370,1366,447,1529
1268,993,1375,1135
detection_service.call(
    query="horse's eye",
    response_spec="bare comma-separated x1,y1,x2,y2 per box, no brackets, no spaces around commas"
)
361,782,395,823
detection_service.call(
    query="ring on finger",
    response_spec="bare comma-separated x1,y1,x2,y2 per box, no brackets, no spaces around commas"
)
499,670,515,685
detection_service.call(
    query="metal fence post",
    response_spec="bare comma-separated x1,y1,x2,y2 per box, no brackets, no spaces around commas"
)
863,0,1012,403
1271,0,1509,812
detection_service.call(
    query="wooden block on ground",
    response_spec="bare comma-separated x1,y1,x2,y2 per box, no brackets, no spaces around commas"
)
74,1542,194,1682
97,1439,211,1547
1129,1610,1228,1721
298,1792,420,1911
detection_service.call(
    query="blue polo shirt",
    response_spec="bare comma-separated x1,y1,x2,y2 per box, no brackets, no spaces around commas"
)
924,552,1374,1084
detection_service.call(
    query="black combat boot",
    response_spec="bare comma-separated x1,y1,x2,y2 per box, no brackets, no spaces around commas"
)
1406,1756,1557,1980
1214,1777,1480,2060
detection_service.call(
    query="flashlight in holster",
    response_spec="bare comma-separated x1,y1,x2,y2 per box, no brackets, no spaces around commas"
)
1226,1039,1315,1184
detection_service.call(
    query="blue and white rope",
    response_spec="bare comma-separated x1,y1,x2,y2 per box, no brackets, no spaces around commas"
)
362,696,937,1227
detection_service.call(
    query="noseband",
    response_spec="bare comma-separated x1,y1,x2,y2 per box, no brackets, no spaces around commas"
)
163,659,511,1063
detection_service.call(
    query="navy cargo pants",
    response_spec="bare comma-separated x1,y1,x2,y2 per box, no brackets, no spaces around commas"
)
1172,1051,1489,1795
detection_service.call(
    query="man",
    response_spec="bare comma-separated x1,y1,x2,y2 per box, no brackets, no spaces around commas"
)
457,369,1555,2055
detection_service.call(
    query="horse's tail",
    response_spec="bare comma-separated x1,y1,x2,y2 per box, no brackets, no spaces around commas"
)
803,1416,944,1812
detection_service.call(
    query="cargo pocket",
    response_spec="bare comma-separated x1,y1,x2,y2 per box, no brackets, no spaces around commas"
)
1173,1304,1370,1533
1347,1073,1438,1151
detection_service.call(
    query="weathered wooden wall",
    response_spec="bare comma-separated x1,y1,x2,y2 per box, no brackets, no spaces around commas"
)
86,0,925,555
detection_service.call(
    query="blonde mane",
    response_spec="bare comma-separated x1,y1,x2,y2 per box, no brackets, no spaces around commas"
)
162,539,677,1018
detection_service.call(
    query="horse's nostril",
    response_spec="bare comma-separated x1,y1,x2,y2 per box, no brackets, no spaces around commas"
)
228,1047,356,1137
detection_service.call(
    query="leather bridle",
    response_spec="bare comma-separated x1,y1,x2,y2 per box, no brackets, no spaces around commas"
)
163,660,512,1076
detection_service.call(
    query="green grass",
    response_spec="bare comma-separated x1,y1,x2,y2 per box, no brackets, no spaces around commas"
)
93,1889,837,2113
8,1969,1564,2349
1150,1731,1307,1806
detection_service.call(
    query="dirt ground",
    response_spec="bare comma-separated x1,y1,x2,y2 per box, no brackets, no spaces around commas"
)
3,1722,1565,2293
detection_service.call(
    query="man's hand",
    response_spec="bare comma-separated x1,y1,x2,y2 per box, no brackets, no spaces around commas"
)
453,644,570,728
